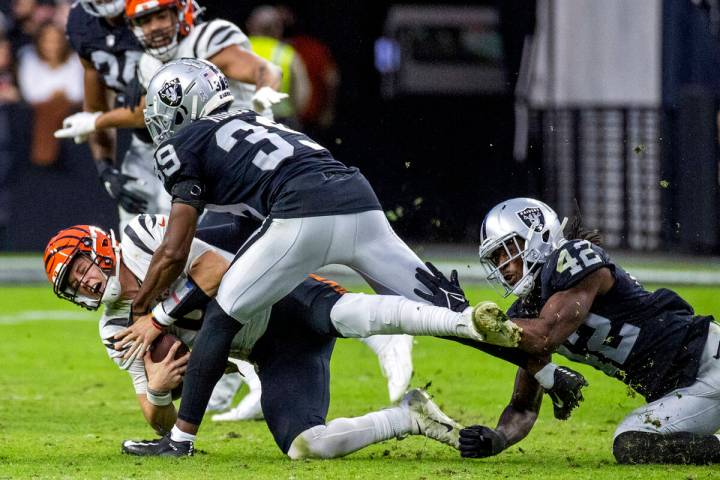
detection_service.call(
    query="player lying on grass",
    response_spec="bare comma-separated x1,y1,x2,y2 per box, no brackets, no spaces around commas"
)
43,215,587,458
456,197,720,465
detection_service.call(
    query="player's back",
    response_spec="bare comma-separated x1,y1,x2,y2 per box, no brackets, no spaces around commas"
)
156,109,380,220
66,3,143,94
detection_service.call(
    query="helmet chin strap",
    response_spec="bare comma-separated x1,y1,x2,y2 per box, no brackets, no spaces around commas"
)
100,230,122,305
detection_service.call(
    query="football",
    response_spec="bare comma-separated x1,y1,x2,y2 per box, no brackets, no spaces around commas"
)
149,333,190,363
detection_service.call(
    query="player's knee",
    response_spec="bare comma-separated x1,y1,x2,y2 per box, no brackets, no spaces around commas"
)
613,431,651,464
329,293,375,337
287,426,335,460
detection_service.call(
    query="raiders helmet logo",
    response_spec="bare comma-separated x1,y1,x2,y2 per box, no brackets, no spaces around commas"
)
158,78,183,107
516,207,545,232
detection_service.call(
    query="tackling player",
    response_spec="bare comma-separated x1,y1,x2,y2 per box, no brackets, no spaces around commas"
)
457,198,720,465
43,216,579,458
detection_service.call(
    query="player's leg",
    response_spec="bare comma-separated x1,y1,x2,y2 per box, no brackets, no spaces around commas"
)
613,323,720,464
206,372,243,412
211,360,263,421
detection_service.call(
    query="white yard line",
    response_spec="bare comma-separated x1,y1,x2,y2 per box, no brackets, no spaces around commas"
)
0,310,97,324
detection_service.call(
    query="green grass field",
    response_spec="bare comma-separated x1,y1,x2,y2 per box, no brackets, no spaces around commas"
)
1,284,719,479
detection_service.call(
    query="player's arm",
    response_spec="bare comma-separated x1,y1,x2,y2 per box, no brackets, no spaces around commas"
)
209,45,282,90
460,367,542,458
81,58,115,161
137,341,189,435
114,203,199,358
511,267,614,355
94,99,146,130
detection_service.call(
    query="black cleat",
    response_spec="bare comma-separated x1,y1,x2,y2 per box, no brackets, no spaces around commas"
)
121,435,194,457
546,365,589,420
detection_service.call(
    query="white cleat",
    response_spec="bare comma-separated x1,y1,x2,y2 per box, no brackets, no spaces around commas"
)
377,335,414,403
472,301,522,347
400,388,463,449
211,390,264,422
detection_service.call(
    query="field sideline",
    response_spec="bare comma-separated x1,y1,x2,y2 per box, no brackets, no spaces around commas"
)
1,284,719,479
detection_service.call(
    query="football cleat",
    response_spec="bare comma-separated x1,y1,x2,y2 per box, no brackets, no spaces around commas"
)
121,435,194,457
400,388,463,449
471,301,522,347
546,366,589,420
211,390,264,422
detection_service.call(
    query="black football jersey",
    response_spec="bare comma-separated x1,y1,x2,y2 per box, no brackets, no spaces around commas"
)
154,110,381,219
507,239,711,401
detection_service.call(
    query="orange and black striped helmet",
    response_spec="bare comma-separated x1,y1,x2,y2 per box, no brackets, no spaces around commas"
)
43,225,118,308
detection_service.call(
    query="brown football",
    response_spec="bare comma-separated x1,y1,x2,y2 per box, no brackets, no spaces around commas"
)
150,333,190,363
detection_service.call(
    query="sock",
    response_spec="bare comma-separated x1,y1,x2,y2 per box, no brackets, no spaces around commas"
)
170,425,196,443
331,293,475,338
286,407,413,459
534,363,557,389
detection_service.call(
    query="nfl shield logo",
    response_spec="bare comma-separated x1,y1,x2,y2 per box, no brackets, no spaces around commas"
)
158,78,183,107
516,207,545,232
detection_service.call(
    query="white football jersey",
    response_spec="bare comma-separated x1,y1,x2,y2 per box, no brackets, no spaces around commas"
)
99,214,270,393
137,19,263,114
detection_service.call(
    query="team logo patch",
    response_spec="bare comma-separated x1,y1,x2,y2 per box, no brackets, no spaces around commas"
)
158,78,183,107
516,207,545,232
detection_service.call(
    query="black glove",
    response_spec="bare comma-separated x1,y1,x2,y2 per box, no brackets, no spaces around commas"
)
459,425,507,458
119,76,146,112
414,261,470,312
98,162,148,214
545,366,589,420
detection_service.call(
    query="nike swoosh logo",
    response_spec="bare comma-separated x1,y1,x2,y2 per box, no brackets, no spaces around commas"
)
158,217,166,227
439,421,454,432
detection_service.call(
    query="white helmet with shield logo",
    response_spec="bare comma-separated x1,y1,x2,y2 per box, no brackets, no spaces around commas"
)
144,57,234,145
478,198,566,297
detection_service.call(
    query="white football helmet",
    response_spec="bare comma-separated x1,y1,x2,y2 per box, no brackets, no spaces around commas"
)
144,58,234,145
478,198,566,297
79,0,125,18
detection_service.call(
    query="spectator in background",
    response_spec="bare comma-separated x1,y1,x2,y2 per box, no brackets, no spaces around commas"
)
278,5,339,141
246,5,309,129
18,21,82,165
6,0,54,58
0,35,20,249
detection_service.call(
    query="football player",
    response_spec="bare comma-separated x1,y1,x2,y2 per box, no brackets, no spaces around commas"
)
457,198,720,465
43,217,584,458
56,0,163,230
109,59,587,455
56,0,287,140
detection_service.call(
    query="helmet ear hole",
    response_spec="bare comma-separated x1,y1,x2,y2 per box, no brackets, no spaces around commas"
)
174,110,185,125
542,230,550,242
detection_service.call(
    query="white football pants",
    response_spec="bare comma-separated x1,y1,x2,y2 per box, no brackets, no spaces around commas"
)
216,210,429,322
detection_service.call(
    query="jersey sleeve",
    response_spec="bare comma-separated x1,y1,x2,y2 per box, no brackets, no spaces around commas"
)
99,315,149,394
542,240,614,294
189,19,251,59
154,138,208,211
65,5,91,60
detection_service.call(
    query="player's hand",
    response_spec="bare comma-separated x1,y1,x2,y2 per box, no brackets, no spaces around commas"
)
114,313,163,363
472,301,522,347
144,341,189,392
251,86,288,112
545,365,589,420
459,425,507,458
413,262,470,312
54,111,101,144
98,166,148,214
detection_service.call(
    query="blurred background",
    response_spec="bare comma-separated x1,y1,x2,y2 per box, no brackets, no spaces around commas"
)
0,0,719,258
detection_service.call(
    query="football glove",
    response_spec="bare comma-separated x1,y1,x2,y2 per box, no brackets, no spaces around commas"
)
459,425,507,458
251,86,288,112
98,163,148,214
545,365,589,420
414,262,470,312
54,111,101,144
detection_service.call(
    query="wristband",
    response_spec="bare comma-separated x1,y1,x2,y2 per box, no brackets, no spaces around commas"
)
146,387,172,406
151,302,176,327
150,316,165,331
